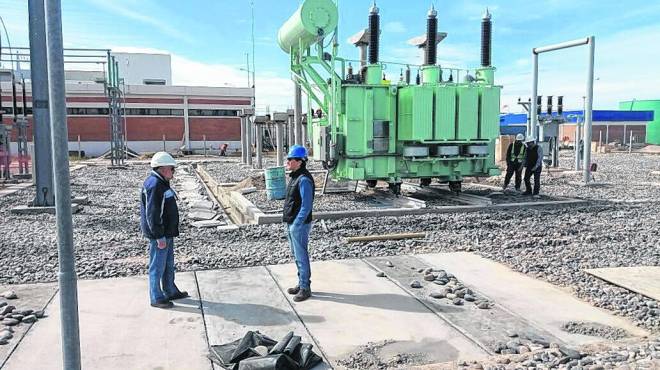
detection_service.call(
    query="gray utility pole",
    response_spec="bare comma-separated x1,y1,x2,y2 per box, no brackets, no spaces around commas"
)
28,0,54,206
531,36,595,183
45,0,82,368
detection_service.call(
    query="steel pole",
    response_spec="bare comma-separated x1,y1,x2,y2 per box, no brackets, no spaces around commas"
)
530,52,538,140
28,0,54,206
45,0,81,368
582,36,595,183
574,120,581,170
294,82,303,145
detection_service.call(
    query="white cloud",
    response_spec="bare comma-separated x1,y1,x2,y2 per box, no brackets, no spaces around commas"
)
498,23,660,112
86,0,195,44
384,21,407,34
107,47,295,113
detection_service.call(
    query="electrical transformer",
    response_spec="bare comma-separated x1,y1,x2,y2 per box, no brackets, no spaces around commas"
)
278,0,501,194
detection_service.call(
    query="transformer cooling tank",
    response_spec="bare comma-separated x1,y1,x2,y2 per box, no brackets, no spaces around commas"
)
277,0,338,54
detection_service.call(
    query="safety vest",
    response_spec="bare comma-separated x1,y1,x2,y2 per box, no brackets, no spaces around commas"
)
510,143,526,162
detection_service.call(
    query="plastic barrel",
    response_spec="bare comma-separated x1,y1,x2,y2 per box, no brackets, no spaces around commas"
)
264,166,287,200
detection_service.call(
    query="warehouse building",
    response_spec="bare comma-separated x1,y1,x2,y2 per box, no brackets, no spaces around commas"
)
1,52,254,156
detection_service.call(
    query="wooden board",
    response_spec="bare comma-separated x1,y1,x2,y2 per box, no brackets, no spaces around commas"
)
585,266,660,301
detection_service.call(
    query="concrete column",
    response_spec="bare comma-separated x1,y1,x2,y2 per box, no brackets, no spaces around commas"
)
183,95,190,151
246,116,253,166
255,124,263,169
287,110,294,149
276,122,284,166
294,83,303,145
240,116,246,164
28,0,54,206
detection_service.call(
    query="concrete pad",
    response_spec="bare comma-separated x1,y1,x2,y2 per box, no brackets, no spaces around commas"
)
192,219,225,228
269,259,487,366
190,200,215,210
10,204,82,215
196,268,328,369
3,273,211,370
0,283,58,368
418,253,648,346
585,266,660,301
365,255,563,353
188,210,217,221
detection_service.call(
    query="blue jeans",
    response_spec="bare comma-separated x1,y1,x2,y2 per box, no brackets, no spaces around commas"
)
286,223,312,290
148,238,181,304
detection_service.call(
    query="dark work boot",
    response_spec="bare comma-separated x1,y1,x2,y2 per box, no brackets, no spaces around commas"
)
168,291,190,300
293,288,311,302
150,299,174,309
287,285,300,295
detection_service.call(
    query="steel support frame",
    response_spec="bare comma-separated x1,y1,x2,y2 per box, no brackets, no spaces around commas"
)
531,37,595,183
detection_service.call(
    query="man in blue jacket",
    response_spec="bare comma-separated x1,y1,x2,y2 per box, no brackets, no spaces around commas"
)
283,145,315,302
140,152,189,309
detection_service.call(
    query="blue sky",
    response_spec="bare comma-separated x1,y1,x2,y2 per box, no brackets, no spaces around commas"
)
1,0,659,113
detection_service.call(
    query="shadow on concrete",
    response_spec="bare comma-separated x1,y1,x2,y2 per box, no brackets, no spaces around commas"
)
310,291,462,314
171,299,326,326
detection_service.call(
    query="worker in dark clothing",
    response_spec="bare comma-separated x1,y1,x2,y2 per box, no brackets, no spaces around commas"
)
502,133,526,192
283,145,315,302
523,137,544,198
140,152,189,309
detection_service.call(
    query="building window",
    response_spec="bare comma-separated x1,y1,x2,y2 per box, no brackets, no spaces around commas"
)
0,107,33,115
67,107,110,115
122,108,184,116
188,109,238,117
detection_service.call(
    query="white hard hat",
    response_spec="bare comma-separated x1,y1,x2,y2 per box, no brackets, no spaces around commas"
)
525,136,536,143
150,152,177,168
516,133,525,141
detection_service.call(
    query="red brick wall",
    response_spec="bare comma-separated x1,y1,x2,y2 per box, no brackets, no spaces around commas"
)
125,117,184,141
189,118,240,141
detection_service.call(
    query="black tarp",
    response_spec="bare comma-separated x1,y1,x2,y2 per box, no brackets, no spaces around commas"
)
209,331,323,370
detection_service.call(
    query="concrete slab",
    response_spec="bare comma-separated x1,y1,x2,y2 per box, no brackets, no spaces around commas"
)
365,255,563,353
188,210,217,221
585,266,660,301
3,273,211,370
9,204,82,215
192,219,225,228
0,283,58,368
268,260,488,366
190,200,215,210
196,268,329,369
418,253,648,346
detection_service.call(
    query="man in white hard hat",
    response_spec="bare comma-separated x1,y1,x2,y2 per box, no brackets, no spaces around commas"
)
523,137,544,198
502,133,526,192
140,152,189,309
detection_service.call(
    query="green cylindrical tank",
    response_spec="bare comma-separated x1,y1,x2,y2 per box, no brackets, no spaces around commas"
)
619,100,660,145
277,0,338,54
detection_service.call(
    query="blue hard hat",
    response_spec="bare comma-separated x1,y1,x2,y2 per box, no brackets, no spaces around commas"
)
287,145,308,160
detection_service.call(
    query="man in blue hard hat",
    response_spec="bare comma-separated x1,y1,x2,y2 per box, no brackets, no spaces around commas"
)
502,133,526,192
283,145,315,302
140,152,189,309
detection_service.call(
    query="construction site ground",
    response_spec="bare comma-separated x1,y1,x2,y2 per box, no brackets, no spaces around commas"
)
0,150,659,369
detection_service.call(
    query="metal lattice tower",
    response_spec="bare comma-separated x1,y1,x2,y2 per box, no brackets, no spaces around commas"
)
106,54,125,166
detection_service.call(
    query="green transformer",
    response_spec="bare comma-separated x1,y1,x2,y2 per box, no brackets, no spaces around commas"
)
278,0,501,193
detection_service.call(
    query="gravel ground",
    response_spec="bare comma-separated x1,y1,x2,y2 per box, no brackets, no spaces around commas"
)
0,152,658,368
